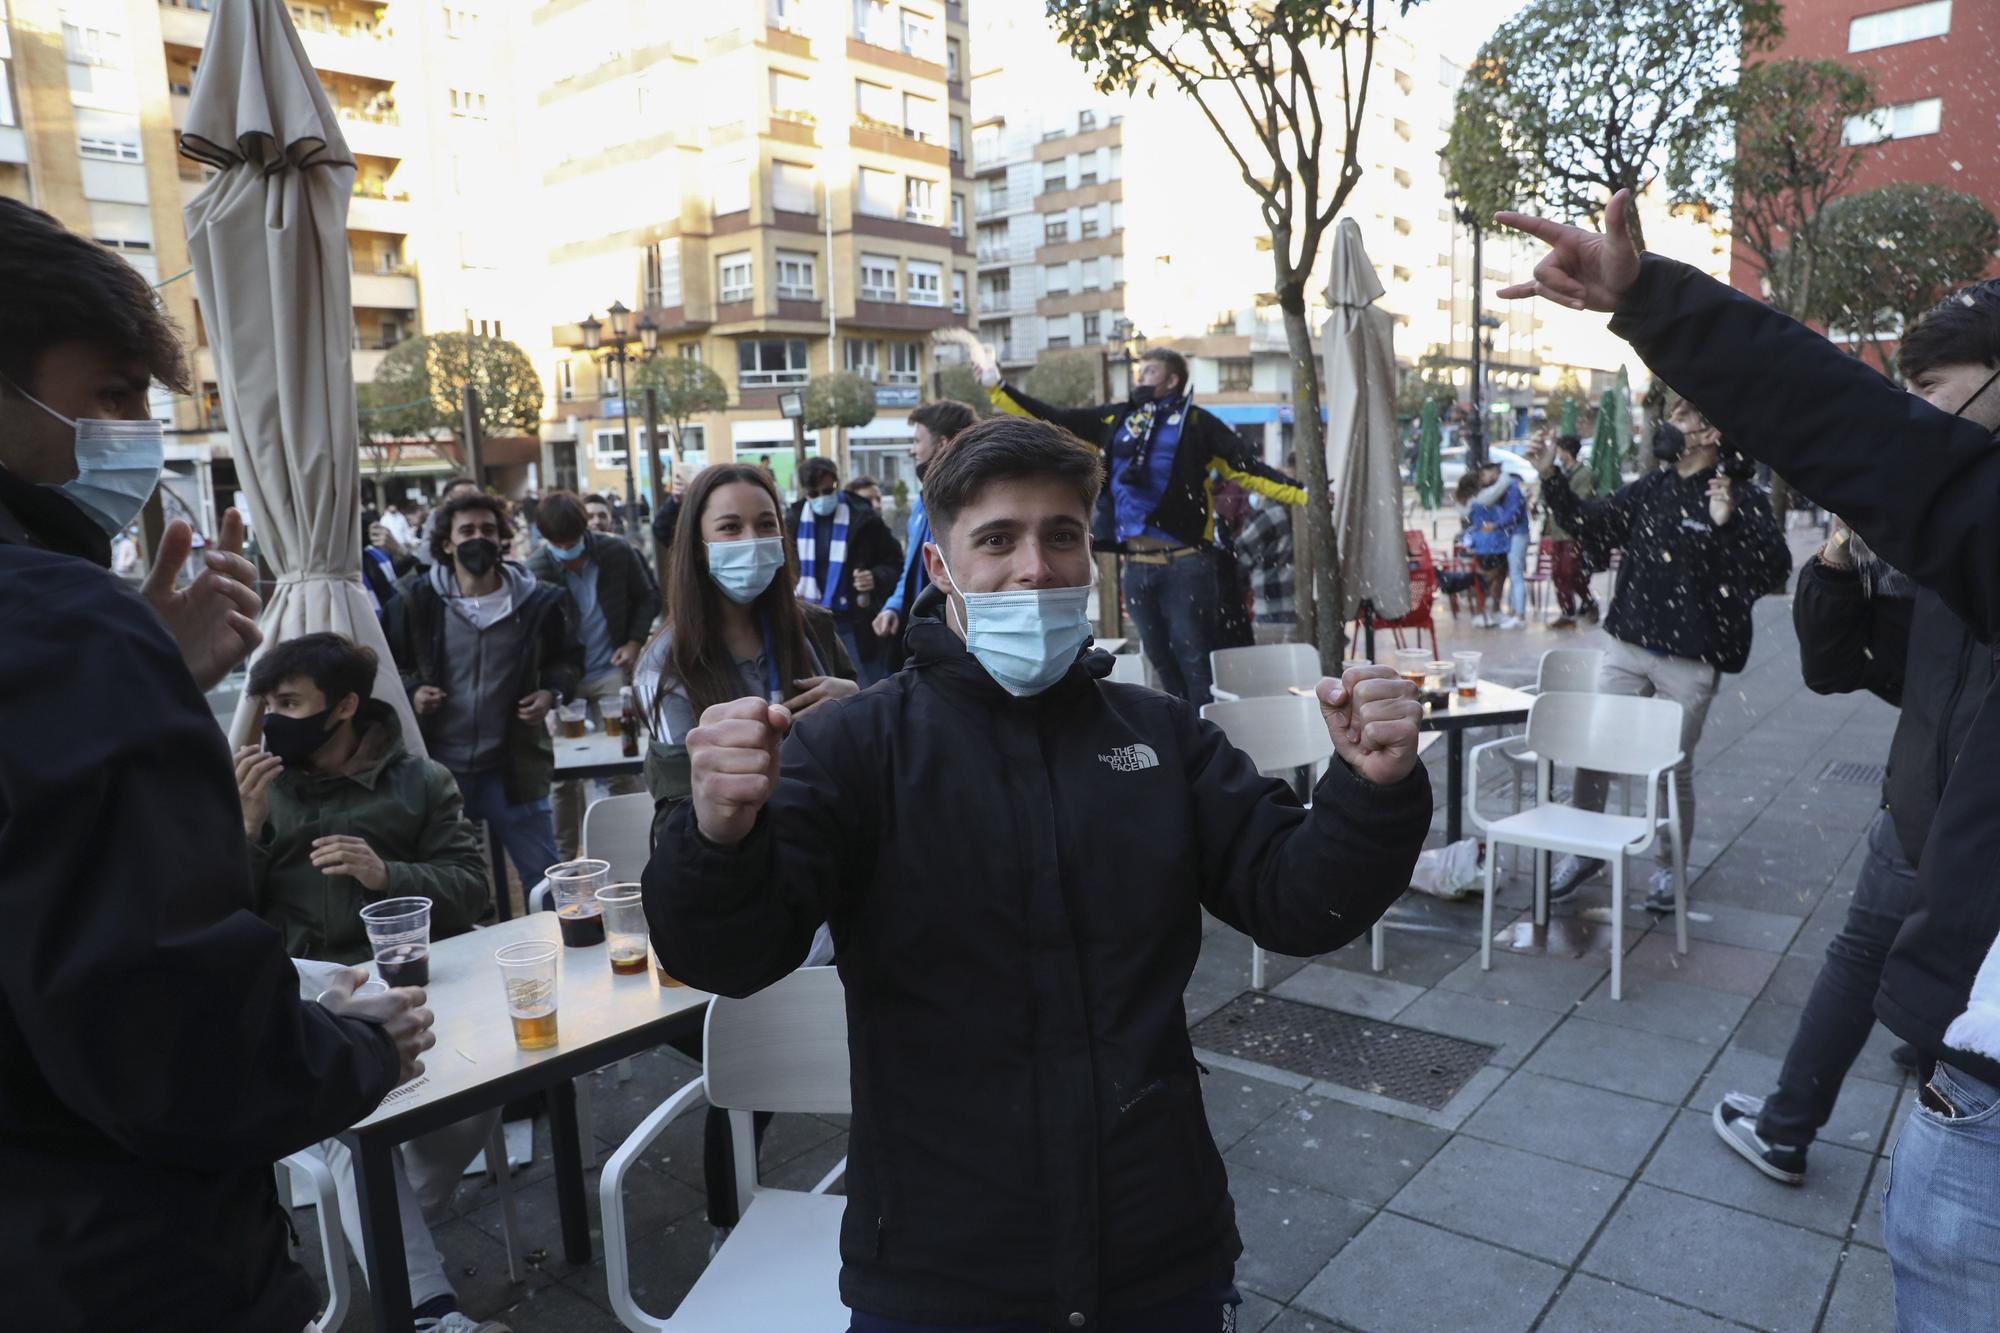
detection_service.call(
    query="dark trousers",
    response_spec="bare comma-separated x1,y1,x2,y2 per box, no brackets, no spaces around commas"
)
1759,810,1921,1149
1123,547,1221,705
1549,538,1596,617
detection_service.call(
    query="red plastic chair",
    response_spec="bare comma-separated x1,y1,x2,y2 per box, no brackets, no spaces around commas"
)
1354,530,1441,659
1525,537,1555,617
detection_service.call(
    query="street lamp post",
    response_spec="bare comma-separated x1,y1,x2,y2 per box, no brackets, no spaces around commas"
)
580,300,659,539
1442,168,1490,470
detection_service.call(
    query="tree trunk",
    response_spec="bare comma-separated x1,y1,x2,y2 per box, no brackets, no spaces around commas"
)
1280,288,1342,673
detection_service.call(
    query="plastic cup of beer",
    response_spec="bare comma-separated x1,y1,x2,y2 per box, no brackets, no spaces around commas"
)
1394,647,1429,687
597,884,649,976
597,698,625,738
558,702,588,739
359,896,433,987
546,859,609,947
1453,650,1483,699
495,941,560,1051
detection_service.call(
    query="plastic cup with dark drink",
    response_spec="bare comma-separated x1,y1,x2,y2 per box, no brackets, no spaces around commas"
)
359,897,433,987
546,858,609,947
598,884,649,975
496,941,560,1051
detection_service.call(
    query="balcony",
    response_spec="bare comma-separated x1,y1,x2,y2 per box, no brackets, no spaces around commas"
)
159,1,211,50
849,120,949,167
334,106,403,159
351,347,389,383
347,190,413,234
351,270,418,308
158,1,400,81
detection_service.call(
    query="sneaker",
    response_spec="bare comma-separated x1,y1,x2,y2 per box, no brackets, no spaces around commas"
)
1551,615,1577,629
1498,615,1525,630
1470,613,1491,628
1643,867,1678,913
1584,602,1602,624
417,1315,512,1333
1712,1092,1807,1185
1547,856,1604,904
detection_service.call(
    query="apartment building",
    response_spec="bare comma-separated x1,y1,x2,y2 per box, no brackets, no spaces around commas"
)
530,0,977,499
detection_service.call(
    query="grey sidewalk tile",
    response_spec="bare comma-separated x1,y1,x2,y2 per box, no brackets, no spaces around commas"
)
1433,950,1607,1012
1822,1246,1897,1333
1261,1310,1337,1333
1730,998,1809,1061
1537,1275,1740,1332
497,1280,633,1332
1294,1212,1562,1333
1394,987,1565,1069
1687,1046,1900,1153
1322,926,1478,988
1522,1017,1717,1105
1203,1069,1304,1153
1223,1092,1449,1208
1193,1047,1315,1092
1852,1158,1887,1250
1762,952,1826,1008
1640,1108,1872,1237
1225,1162,1375,1303
1234,1289,1284,1332
1572,974,1751,1049
1303,1062,1509,1133
1581,1184,1843,1333
1621,932,1782,999
1271,961,1427,1021
1386,1136,1623,1266
1683,903,1805,955
1461,1069,1676,1176
563,1209,715,1323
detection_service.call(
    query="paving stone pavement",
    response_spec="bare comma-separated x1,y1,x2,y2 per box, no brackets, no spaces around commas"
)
289,527,1908,1331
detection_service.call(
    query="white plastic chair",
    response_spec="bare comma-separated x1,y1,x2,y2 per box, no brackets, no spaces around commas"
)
1493,649,1605,870
1208,643,1322,702
1468,692,1688,1000
601,967,851,1331
1200,694,1387,982
279,1150,350,1332
527,791,656,912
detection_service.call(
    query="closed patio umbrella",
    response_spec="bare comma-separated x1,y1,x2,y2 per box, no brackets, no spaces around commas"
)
181,0,423,751
1321,218,1411,622
1413,398,1444,511
1595,388,1627,495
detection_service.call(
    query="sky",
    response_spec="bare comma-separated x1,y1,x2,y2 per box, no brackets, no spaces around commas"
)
976,0,1539,65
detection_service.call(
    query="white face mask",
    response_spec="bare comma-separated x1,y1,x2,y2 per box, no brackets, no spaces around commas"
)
934,544,1094,697
8,381,165,536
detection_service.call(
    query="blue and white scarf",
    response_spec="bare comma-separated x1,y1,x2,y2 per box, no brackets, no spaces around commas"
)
795,499,850,611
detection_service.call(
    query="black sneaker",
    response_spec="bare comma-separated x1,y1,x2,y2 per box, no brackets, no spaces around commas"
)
1547,856,1604,904
1712,1093,1806,1185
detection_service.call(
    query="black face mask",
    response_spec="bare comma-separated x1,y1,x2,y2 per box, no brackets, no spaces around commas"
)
263,707,339,767
453,537,499,576
1650,421,1685,463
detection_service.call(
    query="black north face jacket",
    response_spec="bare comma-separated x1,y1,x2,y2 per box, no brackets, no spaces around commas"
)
646,620,1431,1326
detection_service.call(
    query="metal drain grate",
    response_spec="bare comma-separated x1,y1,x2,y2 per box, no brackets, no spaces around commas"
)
1818,760,1887,787
1189,994,1496,1110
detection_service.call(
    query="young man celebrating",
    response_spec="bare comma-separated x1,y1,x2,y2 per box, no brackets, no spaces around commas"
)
647,415,1430,1330
788,456,904,687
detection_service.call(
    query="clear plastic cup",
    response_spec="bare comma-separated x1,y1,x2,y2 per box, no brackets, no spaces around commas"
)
597,884,649,976
1341,658,1373,673
496,940,560,1051
546,858,609,947
359,897,433,988
1394,647,1428,686
597,697,625,738
558,701,588,738
1453,650,1482,699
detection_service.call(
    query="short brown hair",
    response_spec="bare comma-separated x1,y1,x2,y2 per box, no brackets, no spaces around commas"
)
1140,347,1188,392
921,415,1102,542
248,632,377,706
909,399,976,441
538,490,588,543
0,198,189,393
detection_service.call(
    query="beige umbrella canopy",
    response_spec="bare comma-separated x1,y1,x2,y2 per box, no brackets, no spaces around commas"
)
181,0,423,752
1322,217,1411,622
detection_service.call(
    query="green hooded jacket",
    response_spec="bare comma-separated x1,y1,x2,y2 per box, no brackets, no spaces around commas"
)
247,700,490,963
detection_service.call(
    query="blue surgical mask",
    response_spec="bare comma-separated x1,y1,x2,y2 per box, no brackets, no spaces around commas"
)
809,493,840,518
547,538,587,562
8,381,164,535
706,536,787,604
934,546,1093,697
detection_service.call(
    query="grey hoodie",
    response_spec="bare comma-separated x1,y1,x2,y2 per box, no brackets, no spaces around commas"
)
427,561,539,774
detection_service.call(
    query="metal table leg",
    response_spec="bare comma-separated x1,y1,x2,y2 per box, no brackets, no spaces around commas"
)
550,1078,592,1264
487,824,512,922
1445,728,1465,844
354,1133,414,1332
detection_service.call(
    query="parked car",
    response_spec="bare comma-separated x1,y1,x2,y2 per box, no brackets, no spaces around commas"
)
1436,444,1538,494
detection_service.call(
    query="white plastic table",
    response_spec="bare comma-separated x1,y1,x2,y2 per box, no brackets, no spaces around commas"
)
1418,680,1535,843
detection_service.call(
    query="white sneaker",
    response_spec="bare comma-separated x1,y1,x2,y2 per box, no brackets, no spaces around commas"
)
1470,613,1491,628
1644,867,1679,913
416,1314,511,1333
1498,615,1525,630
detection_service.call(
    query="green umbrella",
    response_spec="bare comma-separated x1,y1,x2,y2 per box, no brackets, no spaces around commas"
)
1594,388,1626,493
1560,395,1579,438
1414,397,1444,510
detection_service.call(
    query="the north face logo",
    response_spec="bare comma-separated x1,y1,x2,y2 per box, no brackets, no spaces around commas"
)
1098,743,1159,772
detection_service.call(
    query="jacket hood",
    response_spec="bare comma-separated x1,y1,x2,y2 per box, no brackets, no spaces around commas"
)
427,557,539,611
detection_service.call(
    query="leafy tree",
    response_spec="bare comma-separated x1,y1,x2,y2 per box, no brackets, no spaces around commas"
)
802,371,878,474
1808,183,2000,381
1021,350,1101,409
632,355,730,460
934,363,998,417
369,333,545,462
1053,0,1404,666
1447,0,1783,250
1395,346,1458,422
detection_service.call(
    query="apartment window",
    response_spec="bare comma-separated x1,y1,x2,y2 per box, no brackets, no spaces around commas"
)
1393,167,1412,189
769,0,802,26
952,270,966,314
976,221,1008,262
853,0,891,45
857,166,900,217
887,340,922,385
856,79,897,129
902,91,938,142
905,176,940,224
1042,163,1067,193
770,69,812,121
0,63,15,128
738,338,810,386
859,253,899,302
1392,265,1411,283
711,157,751,215
1078,152,1099,186
1047,335,1071,349
717,251,754,303
1080,213,1099,239
949,115,964,161
951,193,966,237
771,159,816,213
1045,263,1070,295
1045,217,1070,243
907,260,943,307
981,270,1011,306
972,122,1000,165
844,337,881,380
1080,257,1099,292
442,7,477,37
1849,1,1951,52
1082,313,1100,342
641,241,680,308
899,6,931,55
946,35,962,82
557,358,575,401
1080,110,1097,132
1218,357,1253,392
775,249,817,299
680,342,702,360
448,88,488,119
78,136,142,162
594,429,632,465
1393,216,1413,236
1844,97,1944,144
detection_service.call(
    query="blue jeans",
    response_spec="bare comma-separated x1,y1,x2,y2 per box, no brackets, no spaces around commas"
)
1884,1060,2000,1328
1760,810,1920,1148
836,619,886,688
1123,548,1221,705
1507,529,1529,617
452,769,558,888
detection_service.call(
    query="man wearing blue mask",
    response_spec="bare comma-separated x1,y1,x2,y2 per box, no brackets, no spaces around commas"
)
0,196,435,1329
647,414,1430,1332
786,457,904,687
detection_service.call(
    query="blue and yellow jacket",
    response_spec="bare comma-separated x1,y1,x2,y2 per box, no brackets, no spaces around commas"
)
990,381,1307,552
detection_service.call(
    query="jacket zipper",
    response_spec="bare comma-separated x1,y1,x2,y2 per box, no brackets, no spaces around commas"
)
1936,617,1974,798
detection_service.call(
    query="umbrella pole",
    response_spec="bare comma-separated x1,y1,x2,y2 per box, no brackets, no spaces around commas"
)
1362,599,1376,662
